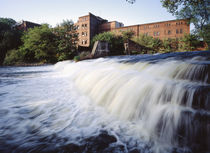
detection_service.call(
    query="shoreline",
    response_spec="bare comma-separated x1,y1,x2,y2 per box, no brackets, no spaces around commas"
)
2,63,53,67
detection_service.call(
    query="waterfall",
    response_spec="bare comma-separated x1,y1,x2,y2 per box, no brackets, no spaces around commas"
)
0,51,209,153
55,52,210,153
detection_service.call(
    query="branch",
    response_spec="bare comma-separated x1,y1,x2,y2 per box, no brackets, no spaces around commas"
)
126,0,136,4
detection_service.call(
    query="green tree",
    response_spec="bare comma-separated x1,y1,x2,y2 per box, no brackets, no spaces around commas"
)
200,24,210,49
126,0,136,4
179,34,201,51
161,0,210,47
54,20,78,61
91,32,124,55
134,34,154,48
122,31,135,42
0,18,22,65
162,38,178,53
151,38,163,52
20,24,57,63
134,34,163,53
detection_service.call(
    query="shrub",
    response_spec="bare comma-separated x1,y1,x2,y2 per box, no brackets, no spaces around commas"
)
91,32,124,55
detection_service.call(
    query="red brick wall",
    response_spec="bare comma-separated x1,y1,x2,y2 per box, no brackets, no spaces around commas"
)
111,19,190,40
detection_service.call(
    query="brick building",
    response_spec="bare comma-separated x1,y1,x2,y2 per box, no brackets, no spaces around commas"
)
75,13,107,47
14,20,41,31
75,13,190,47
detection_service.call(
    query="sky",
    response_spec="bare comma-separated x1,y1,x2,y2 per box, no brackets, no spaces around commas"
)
0,0,177,27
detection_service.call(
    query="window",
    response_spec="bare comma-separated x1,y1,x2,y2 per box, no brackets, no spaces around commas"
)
154,24,159,28
168,30,171,35
180,29,183,33
82,24,87,29
82,32,84,36
153,32,160,36
82,40,87,45
75,25,79,30
144,25,149,29
166,23,171,27
176,22,182,25
176,29,179,34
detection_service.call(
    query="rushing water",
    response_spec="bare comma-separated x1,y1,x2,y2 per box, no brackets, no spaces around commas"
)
0,51,210,153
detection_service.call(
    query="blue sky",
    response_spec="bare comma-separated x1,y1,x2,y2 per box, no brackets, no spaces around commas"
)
0,0,176,27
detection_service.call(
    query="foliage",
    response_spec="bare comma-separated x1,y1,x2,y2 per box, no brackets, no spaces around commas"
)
200,24,210,49
134,34,181,53
179,34,202,51
126,0,136,4
134,34,154,47
161,0,210,45
73,56,80,62
134,34,164,53
3,49,24,65
91,32,124,55
122,31,135,42
20,24,57,63
162,39,178,53
0,18,22,65
54,20,78,61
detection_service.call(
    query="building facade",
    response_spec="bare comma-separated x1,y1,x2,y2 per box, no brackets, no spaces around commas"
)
111,19,190,40
75,13,107,47
75,13,190,47
14,20,41,31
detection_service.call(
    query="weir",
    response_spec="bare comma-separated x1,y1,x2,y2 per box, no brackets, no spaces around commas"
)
55,51,210,153
0,51,209,153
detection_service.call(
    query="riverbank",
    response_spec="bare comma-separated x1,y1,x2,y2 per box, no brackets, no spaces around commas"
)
2,62,52,67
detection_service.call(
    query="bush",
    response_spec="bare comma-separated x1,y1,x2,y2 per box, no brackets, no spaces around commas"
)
20,24,58,63
91,32,124,55
73,56,80,62
54,20,78,61
3,49,24,65
179,34,203,51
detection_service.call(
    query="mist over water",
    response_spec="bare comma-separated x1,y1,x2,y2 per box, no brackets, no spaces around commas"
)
0,51,210,153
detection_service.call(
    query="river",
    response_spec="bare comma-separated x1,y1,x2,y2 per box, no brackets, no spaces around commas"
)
0,51,209,153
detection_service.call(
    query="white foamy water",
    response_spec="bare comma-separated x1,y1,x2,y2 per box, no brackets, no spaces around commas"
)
0,51,210,153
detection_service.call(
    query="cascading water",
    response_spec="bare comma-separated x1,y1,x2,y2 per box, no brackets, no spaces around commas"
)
0,51,209,153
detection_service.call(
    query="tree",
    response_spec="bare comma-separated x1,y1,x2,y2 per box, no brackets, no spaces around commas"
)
54,20,78,61
134,34,163,53
20,24,57,63
200,24,210,49
161,0,210,47
0,18,22,65
134,34,154,48
126,0,136,4
91,32,124,55
179,34,202,51
122,31,135,42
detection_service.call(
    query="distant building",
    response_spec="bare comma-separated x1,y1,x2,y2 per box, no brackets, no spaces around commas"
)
14,20,41,31
75,12,190,47
111,19,190,41
75,13,107,47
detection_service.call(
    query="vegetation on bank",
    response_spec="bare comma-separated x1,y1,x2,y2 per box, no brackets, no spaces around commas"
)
127,0,210,48
0,18,22,65
1,18,78,65
91,31,207,55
